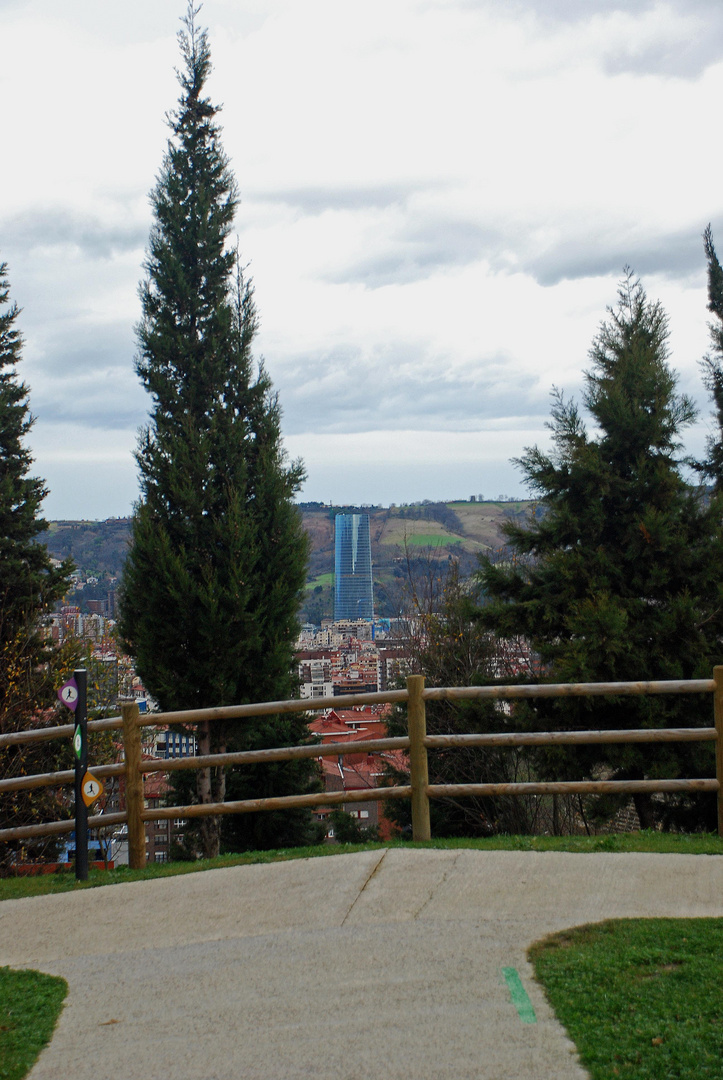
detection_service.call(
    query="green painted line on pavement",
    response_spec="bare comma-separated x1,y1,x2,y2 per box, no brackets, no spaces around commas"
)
502,967,537,1024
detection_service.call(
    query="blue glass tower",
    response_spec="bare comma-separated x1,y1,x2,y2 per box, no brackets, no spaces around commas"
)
334,513,374,621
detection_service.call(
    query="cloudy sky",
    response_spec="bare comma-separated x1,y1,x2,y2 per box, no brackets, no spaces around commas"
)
2,0,723,519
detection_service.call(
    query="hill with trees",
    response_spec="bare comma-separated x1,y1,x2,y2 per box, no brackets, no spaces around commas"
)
43,499,531,619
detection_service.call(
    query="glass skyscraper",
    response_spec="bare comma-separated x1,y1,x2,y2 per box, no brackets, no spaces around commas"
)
334,513,374,621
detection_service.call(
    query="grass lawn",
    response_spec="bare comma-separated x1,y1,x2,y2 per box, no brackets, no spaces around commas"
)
530,918,723,1079
0,967,67,1080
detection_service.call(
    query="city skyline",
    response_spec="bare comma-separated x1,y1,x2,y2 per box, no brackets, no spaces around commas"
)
2,1,723,519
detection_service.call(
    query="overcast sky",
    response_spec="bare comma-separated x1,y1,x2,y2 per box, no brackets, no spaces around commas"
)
2,0,723,519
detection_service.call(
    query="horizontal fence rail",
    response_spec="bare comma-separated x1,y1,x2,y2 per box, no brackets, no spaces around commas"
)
427,779,719,798
0,762,126,795
139,736,411,774
142,785,414,823
0,690,412,751
0,713,125,749
124,689,411,729
2,812,129,844
425,679,717,702
1,671,722,855
424,728,718,749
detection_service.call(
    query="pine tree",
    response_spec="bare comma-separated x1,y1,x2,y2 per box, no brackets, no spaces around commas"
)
699,224,723,488
477,271,723,831
118,6,314,858
0,260,74,868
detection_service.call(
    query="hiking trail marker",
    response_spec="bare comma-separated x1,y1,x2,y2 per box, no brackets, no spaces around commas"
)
59,670,89,881
82,772,104,808
58,678,79,711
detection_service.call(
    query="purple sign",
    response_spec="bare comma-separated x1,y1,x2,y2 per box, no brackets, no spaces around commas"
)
58,678,79,711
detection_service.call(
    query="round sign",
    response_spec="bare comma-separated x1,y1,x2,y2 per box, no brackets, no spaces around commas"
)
58,679,79,711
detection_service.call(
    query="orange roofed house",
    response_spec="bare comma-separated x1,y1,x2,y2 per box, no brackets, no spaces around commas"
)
308,706,405,840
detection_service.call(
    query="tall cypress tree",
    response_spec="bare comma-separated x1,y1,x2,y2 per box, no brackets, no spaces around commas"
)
699,224,723,488
118,6,314,857
477,271,723,830
0,260,74,867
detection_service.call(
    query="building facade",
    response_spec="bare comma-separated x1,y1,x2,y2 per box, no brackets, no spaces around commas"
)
334,513,374,621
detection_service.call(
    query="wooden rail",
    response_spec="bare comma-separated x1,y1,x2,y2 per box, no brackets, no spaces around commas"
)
1,671,721,861
0,713,124,749
425,679,716,701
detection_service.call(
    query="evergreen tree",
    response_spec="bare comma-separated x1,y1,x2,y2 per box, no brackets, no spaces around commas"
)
477,271,723,831
0,260,74,869
118,6,314,858
699,224,723,488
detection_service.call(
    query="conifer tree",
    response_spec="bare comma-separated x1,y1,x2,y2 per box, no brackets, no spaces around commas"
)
118,6,314,857
477,271,723,830
0,260,74,868
0,263,70,642
699,224,723,488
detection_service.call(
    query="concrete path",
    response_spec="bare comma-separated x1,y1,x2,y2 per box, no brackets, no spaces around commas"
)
2,849,722,1080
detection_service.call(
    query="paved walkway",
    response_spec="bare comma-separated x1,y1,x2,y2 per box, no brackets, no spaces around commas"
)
2,848,722,1080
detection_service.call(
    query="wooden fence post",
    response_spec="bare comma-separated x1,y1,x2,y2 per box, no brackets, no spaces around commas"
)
121,700,146,869
407,674,431,842
714,667,723,840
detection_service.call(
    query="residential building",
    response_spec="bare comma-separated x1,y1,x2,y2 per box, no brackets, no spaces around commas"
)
308,705,404,839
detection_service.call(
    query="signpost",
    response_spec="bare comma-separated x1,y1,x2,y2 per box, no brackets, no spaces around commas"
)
60,669,88,881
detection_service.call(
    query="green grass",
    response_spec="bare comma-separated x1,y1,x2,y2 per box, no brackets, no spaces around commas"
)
404,533,462,546
414,831,723,855
0,967,67,1080
530,918,723,1079
305,571,334,589
2,832,721,903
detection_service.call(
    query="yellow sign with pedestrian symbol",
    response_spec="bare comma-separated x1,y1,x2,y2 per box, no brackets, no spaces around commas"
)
81,772,104,808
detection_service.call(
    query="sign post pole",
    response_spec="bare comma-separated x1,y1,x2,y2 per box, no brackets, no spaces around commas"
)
73,669,89,881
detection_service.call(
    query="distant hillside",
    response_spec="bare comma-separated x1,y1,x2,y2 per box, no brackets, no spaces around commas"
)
45,518,133,579
43,501,533,619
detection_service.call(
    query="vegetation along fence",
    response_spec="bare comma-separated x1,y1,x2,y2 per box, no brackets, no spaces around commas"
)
1,671,722,867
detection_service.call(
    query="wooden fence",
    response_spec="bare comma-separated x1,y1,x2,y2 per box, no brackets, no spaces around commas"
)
1,670,722,868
